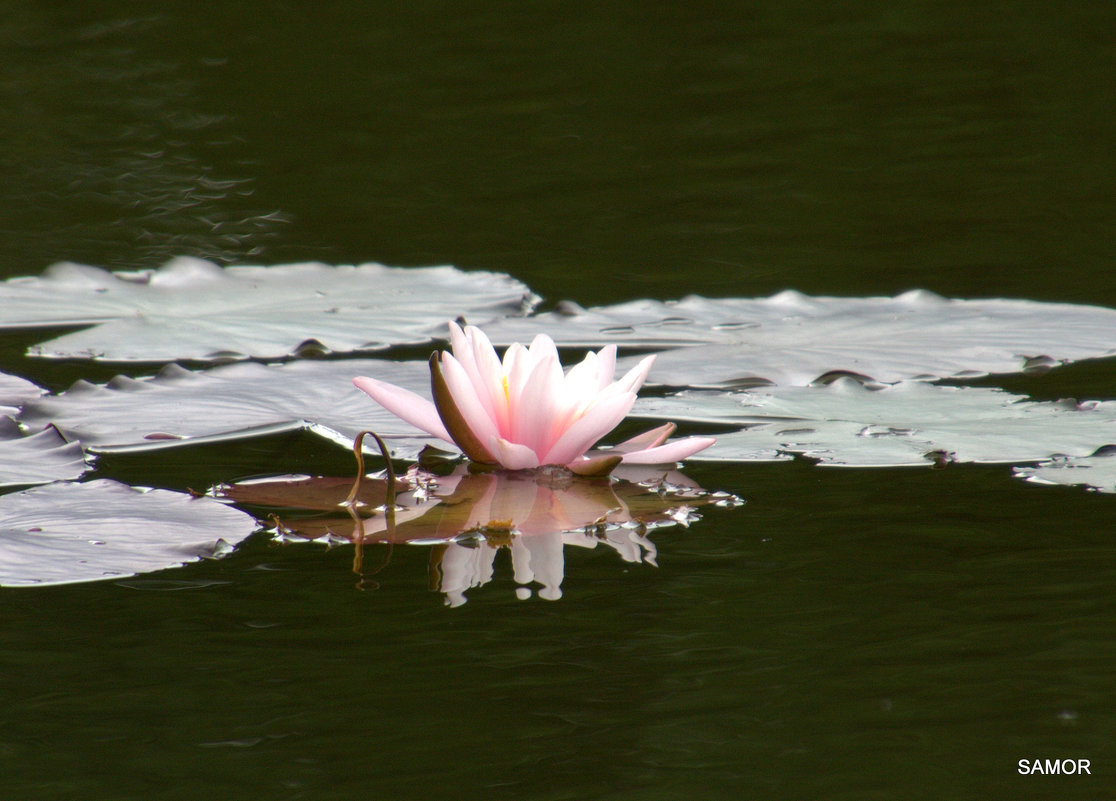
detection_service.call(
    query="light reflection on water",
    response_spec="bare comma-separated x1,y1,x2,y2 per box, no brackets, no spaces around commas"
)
0,9,289,270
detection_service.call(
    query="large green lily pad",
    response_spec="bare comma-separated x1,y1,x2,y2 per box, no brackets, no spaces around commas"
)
634,379,1116,467
483,291,1116,387
1,371,44,417
0,416,90,487
0,479,259,587
1014,450,1116,494
18,358,438,457
0,257,537,362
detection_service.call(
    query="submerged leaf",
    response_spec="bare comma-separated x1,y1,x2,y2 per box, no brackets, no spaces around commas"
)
220,466,736,605
220,465,724,545
0,416,89,487
634,379,1116,467
0,479,259,587
19,359,439,457
482,291,1116,387
0,257,537,362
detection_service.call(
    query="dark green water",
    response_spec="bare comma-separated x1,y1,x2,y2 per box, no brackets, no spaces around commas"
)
1,2,1114,799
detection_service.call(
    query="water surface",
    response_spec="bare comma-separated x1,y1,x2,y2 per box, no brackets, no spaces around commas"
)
1,3,1114,799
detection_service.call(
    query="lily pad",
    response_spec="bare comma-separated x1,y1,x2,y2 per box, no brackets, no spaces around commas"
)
0,417,90,487
483,291,1116,387
0,371,45,416
633,379,1116,467
0,479,259,587
1014,449,1116,494
0,257,537,362
19,359,439,457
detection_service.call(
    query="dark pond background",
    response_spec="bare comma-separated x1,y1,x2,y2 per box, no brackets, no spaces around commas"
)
1,2,1114,799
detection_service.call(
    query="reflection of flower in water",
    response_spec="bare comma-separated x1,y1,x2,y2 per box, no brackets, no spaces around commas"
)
221,464,737,606
427,467,687,606
435,515,666,607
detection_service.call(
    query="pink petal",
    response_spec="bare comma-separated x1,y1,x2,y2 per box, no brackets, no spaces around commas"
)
612,422,676,453
551,351,601,433
463,324,503,385
353,376,452,442
618,436,717,465
542,391,637,466
614,354,656,395
511,351,564,457
490,436,542,470
467,326,511,435
526,333,559,366
447,321,472,367
439,354,500,460
595,344,617,390
562,349,602,397
502,342,534,410
449,321,499,423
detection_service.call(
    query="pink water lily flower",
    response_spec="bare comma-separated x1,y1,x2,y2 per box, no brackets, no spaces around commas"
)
353,322,715,476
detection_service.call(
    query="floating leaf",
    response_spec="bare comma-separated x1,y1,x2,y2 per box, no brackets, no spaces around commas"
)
0,479,259,587
0,257,537,362
1014,450,1116,494
483,291,1116,387
19,359,439,457
220,465,739,605
633,379,1116,467
0,371,44,416
0,417,89,487
220,465,725,544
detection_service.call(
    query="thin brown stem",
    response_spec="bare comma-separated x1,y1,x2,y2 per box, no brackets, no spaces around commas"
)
345,430,397,588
